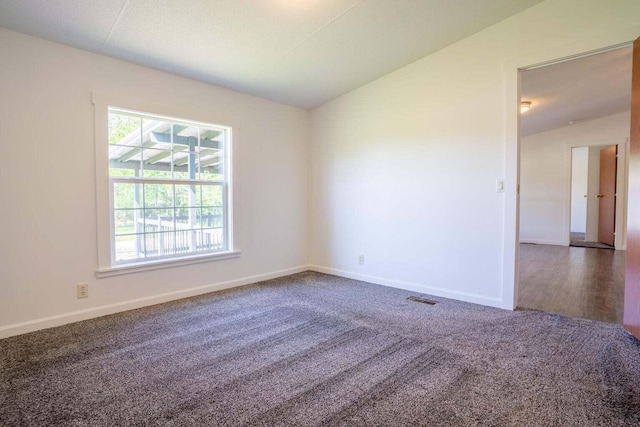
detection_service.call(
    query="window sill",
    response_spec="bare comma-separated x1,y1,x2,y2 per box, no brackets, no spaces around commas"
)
95,250,241,278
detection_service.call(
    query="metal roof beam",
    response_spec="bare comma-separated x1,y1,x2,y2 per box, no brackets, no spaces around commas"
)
150,132,222,150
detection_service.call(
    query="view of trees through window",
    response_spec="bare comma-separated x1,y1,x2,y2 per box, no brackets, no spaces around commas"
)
108,108,228,262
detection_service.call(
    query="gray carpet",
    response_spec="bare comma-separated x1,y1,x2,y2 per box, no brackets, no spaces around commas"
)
570,240,615,249
570,232,615,249
1,271,639,426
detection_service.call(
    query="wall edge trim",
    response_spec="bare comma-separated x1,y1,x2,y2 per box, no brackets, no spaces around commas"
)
309,265,504,309
0,265,311,339
519,239,566,246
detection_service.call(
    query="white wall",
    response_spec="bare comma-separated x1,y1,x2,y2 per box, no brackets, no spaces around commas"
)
309,0,640,308
570,147,588,233
520,112,629,247
586,146,603,241
0,28,309,337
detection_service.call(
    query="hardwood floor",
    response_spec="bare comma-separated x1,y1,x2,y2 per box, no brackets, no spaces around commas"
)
517,243,625,324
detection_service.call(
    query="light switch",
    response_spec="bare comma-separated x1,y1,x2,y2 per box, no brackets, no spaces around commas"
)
496,179,505,193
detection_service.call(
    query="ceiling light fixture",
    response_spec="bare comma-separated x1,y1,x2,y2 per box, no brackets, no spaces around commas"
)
520,101,532,113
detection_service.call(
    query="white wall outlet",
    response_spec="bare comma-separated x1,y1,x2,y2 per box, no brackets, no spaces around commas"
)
358,254,365,265
77,283,89,299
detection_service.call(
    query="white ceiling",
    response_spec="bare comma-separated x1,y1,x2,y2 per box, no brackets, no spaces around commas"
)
0,0,543,109
521,46,633,136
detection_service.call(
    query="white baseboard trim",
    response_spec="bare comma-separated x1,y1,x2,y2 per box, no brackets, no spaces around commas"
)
309,265,503,309
519,239,566,246
0,265,311,339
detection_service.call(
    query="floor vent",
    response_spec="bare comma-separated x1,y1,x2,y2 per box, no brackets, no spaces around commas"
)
407,296,438,305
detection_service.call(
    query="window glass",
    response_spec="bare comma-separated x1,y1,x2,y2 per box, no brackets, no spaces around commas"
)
107,108,230,264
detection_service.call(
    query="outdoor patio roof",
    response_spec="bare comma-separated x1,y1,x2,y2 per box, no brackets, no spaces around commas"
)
109,120,224,176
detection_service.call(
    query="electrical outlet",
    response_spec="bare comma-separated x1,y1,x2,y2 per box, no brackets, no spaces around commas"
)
358,255,365,265
77,283,89,299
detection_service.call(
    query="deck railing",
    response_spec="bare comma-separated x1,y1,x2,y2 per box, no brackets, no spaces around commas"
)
135,213,223,257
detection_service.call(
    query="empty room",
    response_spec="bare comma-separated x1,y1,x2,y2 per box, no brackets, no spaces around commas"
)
1,0,639,425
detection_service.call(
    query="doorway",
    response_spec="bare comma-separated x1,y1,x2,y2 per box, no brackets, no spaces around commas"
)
516,46,632,323
569,144,618,249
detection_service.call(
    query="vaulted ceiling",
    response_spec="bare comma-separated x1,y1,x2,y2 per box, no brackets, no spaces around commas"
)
0,0,543,109
2,1,629,135
521,46,632,136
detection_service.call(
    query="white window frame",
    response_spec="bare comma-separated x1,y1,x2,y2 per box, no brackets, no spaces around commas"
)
93,93,239,277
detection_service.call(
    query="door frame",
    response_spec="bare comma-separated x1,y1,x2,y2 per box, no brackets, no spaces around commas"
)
597,144,620,246
502,25,640,310
565,140,628,249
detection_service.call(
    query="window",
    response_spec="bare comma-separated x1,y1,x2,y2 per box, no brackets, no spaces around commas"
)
94,96,237,276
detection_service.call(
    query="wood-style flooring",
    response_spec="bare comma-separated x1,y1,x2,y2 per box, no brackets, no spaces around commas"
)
517,243,625,324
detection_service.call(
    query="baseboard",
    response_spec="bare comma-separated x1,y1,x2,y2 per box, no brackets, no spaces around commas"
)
519,239,566,246
0,265,311,339
309,265,503,309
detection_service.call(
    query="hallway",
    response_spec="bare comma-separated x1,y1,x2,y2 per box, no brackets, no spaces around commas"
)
517,243,625,323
